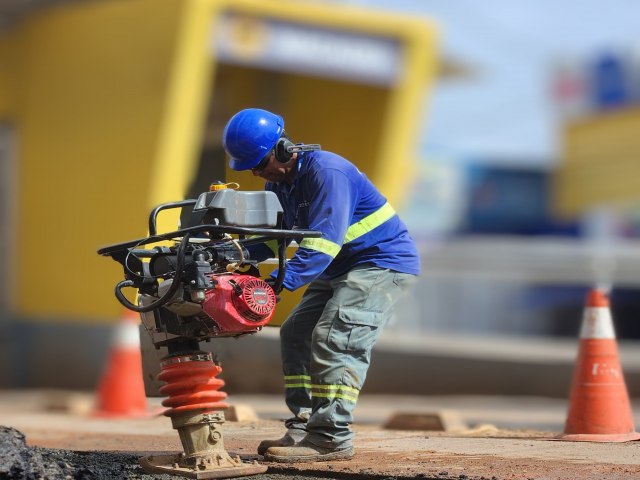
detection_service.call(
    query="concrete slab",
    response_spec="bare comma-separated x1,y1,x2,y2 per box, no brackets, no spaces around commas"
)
1,390,640,479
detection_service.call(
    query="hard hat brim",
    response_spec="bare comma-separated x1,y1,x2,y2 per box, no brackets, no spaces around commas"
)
229,156,260,171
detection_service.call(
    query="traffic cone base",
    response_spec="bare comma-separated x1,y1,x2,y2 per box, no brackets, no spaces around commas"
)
555,289,639,442
556,432,640,442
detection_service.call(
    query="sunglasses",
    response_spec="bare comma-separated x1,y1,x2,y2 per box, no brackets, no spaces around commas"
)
251,151,273,172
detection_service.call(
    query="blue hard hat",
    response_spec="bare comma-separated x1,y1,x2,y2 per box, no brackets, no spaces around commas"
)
222,108,285,171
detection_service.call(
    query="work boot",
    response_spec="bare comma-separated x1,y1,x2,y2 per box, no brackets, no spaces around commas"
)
257,428,307,456
263,438,354,463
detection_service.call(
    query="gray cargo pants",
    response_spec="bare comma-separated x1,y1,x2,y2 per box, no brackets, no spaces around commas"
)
279,265,415,449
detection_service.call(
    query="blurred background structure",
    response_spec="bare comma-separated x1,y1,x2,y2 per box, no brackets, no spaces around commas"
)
1,0,640,399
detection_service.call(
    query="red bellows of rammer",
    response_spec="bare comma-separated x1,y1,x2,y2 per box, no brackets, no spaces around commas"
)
157,356,229,417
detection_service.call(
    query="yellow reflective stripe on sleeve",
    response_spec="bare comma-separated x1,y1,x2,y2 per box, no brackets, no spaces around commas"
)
344,202,395,243
248,235,279,256
299,237,341,258
265,240,279,256
298,202,394,258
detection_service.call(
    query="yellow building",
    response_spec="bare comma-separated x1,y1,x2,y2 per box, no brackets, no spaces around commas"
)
0,0,438,387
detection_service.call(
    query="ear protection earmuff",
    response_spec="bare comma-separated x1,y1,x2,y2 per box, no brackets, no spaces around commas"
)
275,136,322,163
275,137,296,163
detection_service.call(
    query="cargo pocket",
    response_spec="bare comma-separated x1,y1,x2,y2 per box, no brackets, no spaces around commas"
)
328,307,383,353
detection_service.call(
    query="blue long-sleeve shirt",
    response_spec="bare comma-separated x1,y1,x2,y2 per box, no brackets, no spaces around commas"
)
249,150,420,291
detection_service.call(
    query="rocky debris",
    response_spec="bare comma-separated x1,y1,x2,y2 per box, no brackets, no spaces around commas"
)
0,426,75,479
0,425,174,479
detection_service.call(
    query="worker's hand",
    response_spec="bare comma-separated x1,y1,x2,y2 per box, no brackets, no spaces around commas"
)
264,276,283,297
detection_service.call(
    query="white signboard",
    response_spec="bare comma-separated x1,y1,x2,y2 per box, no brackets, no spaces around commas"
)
213,13,402,86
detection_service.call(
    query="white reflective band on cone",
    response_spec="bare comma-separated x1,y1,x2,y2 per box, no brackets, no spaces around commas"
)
115,322,141,349
580,307,616,339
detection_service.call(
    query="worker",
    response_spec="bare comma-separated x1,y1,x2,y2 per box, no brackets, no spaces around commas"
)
222,108,420,463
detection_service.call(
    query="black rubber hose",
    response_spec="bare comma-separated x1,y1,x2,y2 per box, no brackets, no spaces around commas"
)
114,234,191,313
273,238,287,294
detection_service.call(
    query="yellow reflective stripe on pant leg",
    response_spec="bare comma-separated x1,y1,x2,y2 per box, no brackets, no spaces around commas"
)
285,375,311,389
344,202,395,243
299,237,341,258
286,375,311,380
311,384,360,395
312,392,359,402
310,384,360,403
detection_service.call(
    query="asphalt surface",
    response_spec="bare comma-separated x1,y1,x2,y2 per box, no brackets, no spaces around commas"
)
1,391,640,480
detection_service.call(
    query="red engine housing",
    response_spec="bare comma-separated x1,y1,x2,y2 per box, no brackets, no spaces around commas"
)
201,275,277,335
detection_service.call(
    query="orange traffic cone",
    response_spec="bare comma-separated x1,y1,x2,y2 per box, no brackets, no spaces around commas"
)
93,309,149,417
557,288,640,442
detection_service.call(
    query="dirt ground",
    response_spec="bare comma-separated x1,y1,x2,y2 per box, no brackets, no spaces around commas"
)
0,426,343,480
3,424,640,480
1,392,640,480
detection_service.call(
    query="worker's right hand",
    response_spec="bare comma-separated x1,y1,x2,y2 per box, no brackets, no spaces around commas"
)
264,276,282,295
